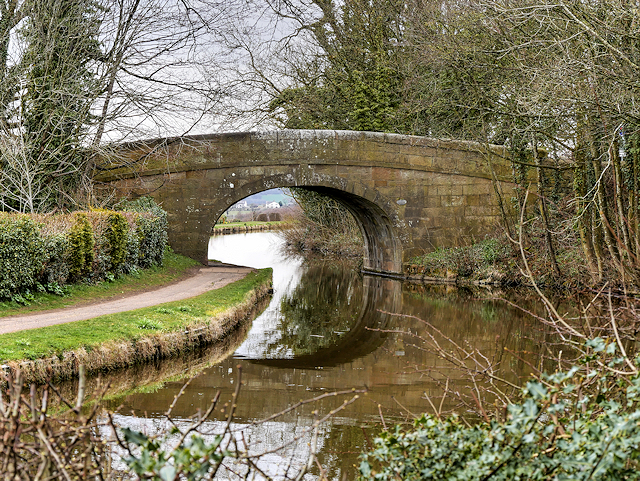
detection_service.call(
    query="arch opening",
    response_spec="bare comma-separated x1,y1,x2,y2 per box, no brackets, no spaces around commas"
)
202,182,404,275
213,188,294,226
296,187,402,274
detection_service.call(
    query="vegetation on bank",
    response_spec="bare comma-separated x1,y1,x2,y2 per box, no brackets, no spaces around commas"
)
0,197,167,303
213,220,285,229
0,268,272,382
408,238,516,284
279,188,364,258
407,226,593,290
0,248,198,318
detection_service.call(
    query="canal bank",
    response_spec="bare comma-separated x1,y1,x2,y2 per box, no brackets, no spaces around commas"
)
0,268,272,384
211,221,284,235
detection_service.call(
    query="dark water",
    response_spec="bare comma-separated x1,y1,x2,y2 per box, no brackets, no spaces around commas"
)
95,232,554,479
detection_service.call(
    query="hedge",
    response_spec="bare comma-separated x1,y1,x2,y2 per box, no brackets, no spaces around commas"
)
0,198,168,300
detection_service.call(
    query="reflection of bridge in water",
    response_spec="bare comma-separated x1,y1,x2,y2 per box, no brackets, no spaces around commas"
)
96,130,515,276
112,279,552,428
252,275,402,369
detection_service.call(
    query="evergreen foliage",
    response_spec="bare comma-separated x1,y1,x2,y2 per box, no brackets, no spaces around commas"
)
120,196,169,267
360,341,640,480
106,211,128,269
68,212,95,279
13,0,104,211
0,198,167,301
0,215,46,299
268,0,406,133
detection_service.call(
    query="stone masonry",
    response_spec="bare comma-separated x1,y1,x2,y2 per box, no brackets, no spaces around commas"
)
94,130,515,276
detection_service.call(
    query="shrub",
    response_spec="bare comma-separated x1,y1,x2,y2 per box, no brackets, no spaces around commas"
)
121,197,168,267
106,211,128,269
124,228,141,273
360,341,640,480
68,212,94,279
0,215,46,298
41,233,70,285
135,214,167,268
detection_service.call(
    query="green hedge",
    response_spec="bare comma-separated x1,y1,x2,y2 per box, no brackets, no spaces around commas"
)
0,215,47,299
0,198,168,301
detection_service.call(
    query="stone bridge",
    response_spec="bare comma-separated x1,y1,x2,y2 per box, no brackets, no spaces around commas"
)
95,130,514,276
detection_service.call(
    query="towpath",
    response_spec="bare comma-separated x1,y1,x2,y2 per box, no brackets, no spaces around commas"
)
0,266,253,335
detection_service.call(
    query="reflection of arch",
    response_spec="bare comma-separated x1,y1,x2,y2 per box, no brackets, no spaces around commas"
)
248,275,403,368
205,173,405,274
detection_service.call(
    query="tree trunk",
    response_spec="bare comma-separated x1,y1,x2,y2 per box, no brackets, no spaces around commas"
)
531,134,561,276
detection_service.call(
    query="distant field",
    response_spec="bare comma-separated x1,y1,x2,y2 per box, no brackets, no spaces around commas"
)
213,221,285,229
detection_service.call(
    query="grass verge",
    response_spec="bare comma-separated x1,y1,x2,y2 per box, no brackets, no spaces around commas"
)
1,268,272,383
407,238,516,284
0,249,199,317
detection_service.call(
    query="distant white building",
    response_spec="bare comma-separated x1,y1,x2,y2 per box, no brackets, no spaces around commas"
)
233,200,249,209
265,201,280,209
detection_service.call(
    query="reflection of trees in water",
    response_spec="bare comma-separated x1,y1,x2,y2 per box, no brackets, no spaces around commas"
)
275,260,363,356
402,284,573,382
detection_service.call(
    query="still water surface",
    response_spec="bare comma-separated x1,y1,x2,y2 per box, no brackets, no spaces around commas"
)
98,232,553,479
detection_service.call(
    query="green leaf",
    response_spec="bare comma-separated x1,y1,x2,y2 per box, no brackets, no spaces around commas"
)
122,427,149,446
159,464,176,481
526,381,547,400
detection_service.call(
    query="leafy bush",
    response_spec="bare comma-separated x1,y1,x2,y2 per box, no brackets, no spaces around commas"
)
106,211,128,269
41,233,70,286
360,340,640,480
121,427,228,480
135,214,168,268
0,198,169,300
121,197,168,267
68,212,95,279
0,215,47,299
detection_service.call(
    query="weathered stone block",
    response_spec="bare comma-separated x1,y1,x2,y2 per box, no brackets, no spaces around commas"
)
440,195,465,207
465,205,498,217
462,183,492,196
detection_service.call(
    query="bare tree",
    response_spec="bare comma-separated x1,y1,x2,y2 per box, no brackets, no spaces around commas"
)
0,0,247,211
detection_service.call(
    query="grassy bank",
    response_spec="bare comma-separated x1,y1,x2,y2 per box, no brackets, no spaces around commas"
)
1,268,272,383
406,236,593,289
0,249,199,317
406,238,518,285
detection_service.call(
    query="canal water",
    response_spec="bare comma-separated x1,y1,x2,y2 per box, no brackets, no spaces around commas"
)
95,232,554,479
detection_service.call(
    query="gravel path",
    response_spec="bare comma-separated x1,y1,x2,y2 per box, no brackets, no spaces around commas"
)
0,266,253,335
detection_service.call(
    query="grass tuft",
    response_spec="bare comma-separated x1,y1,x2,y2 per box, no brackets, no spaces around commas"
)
135,318,164,330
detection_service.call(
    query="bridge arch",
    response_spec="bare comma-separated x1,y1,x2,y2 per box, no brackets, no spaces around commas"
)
96,130,515,277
